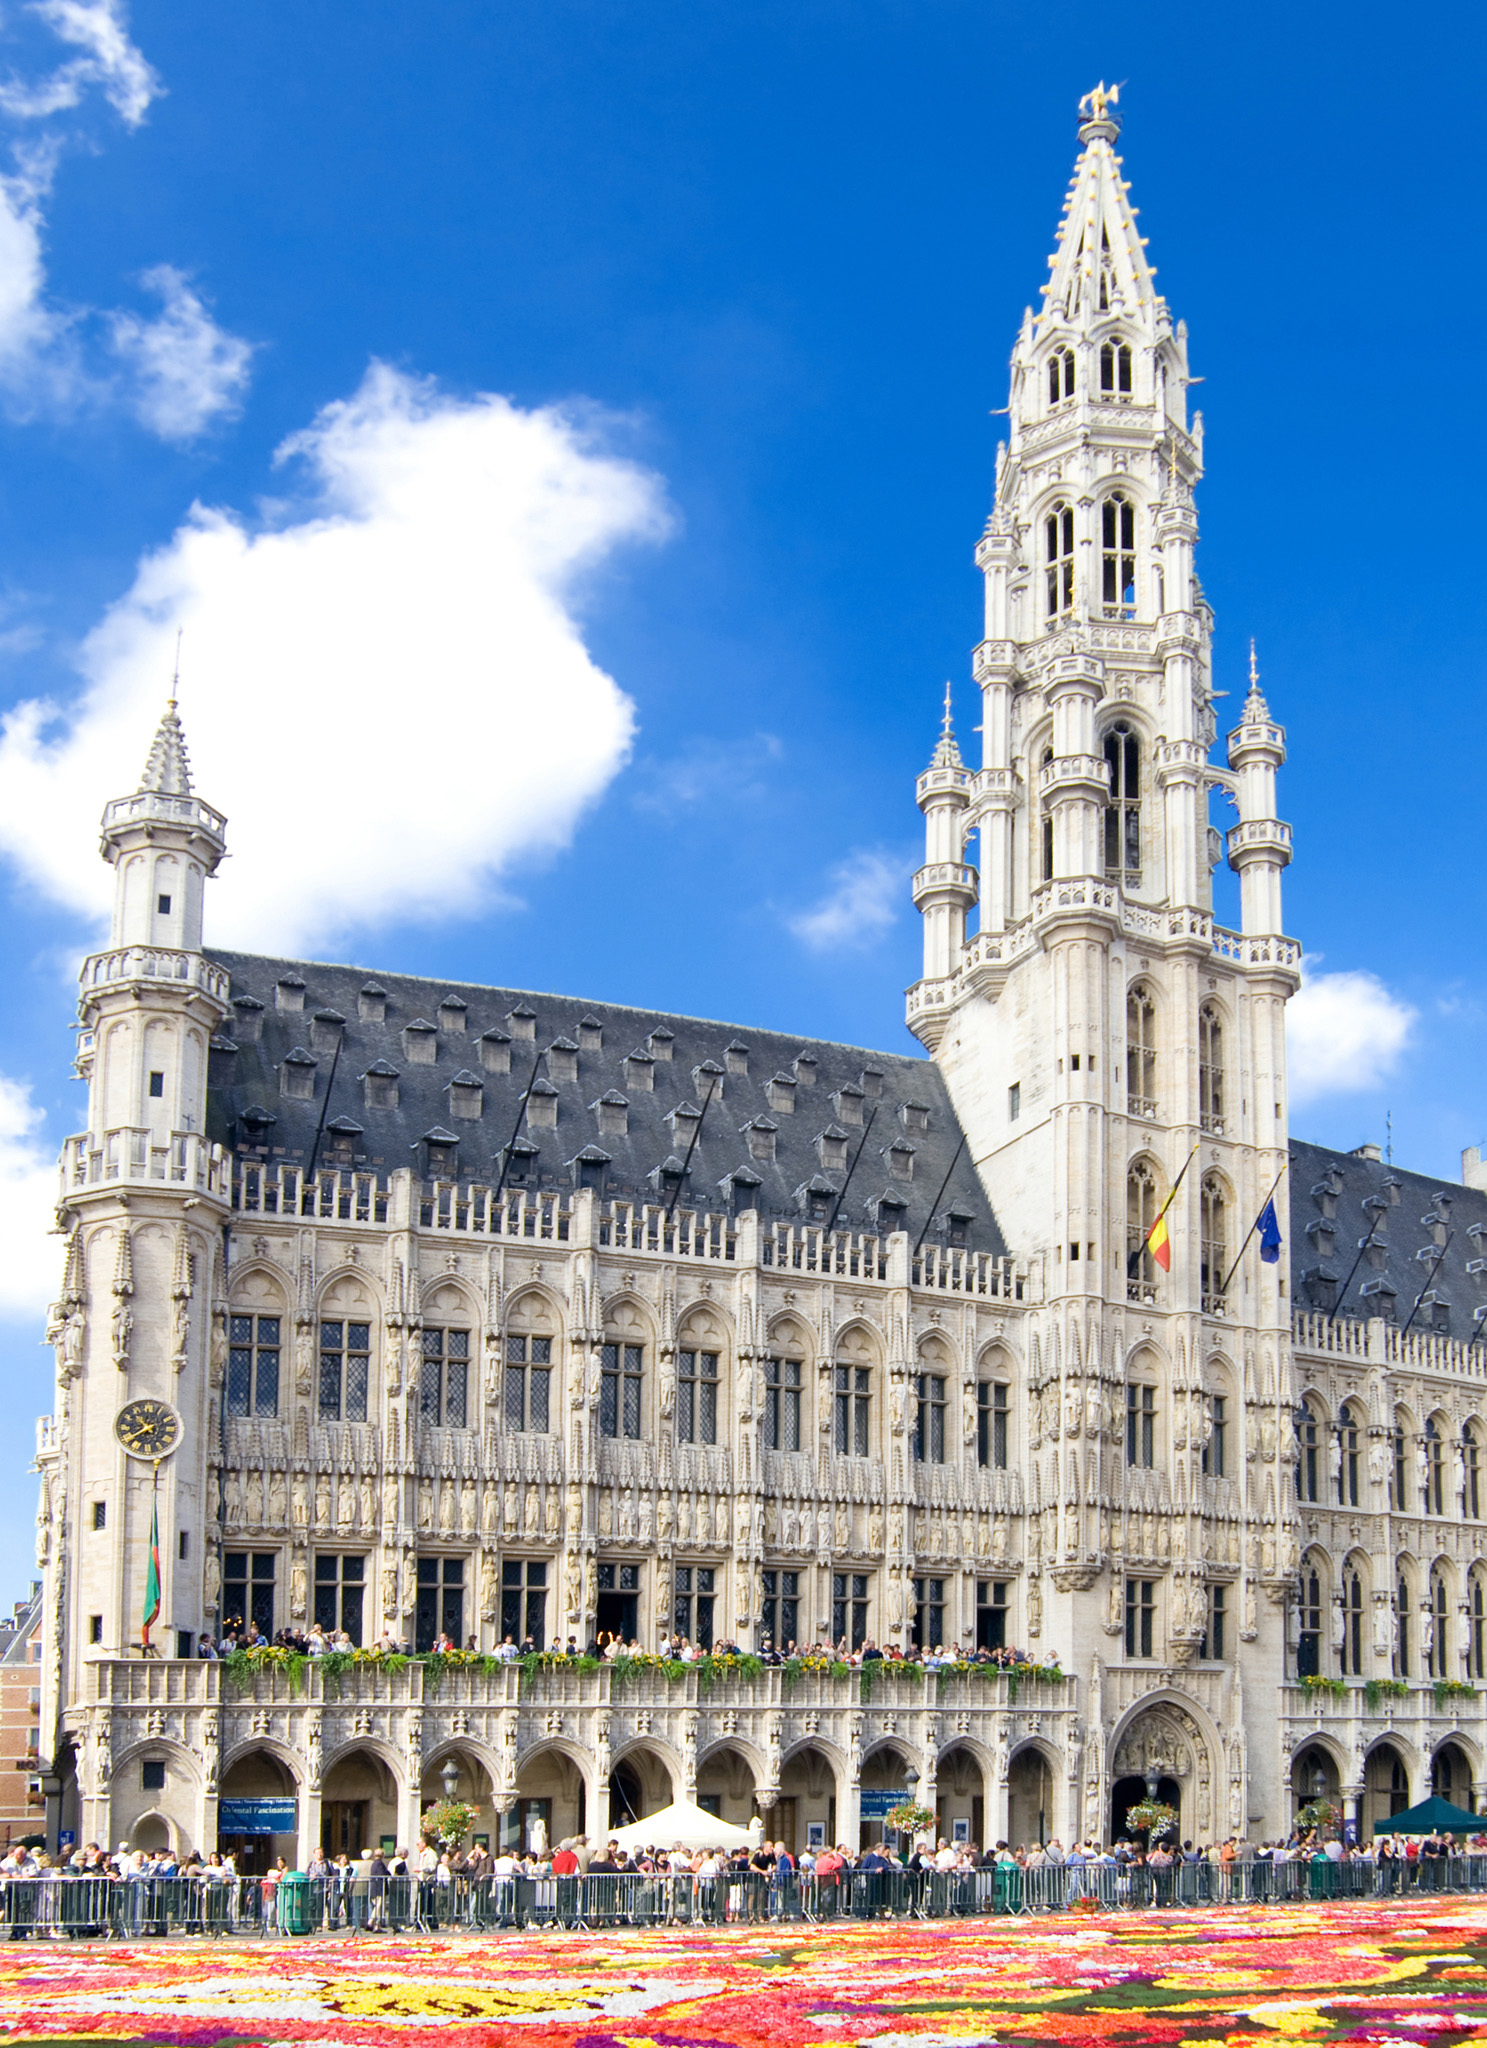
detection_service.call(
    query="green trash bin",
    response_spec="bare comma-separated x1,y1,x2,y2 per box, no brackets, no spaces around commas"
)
278,1872,314,1936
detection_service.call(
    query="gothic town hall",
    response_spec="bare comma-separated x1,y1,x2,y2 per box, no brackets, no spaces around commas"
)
31,90,1487,1868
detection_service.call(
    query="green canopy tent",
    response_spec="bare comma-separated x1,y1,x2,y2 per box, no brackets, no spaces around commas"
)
1376,1794,1481,1835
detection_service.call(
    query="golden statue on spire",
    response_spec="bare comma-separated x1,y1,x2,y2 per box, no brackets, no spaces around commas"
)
1078,81,1120,126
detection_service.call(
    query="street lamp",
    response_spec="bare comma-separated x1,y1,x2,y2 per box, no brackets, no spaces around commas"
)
440,1757,461,1802
1312,1764,1326,1803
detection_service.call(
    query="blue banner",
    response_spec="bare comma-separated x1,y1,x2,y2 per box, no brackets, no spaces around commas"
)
859,1788,910,1820
219,1797,297,1835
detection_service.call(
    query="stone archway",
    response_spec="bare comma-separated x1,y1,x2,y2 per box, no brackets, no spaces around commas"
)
1109,1701,1217,1849
1364,1741,1411,1839
1432,1741,1475,1811
319,1748,400,1862
1008,1746,1055,1848
778,1744,839,1855
936,1745,988,1851
608,1745,674,1833
219,1748,301,1876
510,1745,587,1855
1290,1742,1342,1826
695,1745,760,1832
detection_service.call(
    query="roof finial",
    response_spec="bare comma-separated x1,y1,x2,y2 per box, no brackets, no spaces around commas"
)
1248,637,1259,689
1243,637,1270,722
930,681,963,770
170,627,182,711
1077,80,1121,141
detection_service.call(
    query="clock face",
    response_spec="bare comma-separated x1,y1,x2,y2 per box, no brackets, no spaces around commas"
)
115,1399,181,1460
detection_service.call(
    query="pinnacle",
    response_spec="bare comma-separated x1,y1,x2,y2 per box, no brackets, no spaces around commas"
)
138,698,194,797
1039,85,1157,332
930,681,964,769
1242,640,1272,723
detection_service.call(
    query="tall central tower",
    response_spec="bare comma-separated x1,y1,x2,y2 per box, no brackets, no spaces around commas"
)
910,87,1302,1839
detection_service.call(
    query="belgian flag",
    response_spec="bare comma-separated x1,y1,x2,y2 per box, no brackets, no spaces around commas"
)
1143,1144,1199,1274
142,1495,161,1647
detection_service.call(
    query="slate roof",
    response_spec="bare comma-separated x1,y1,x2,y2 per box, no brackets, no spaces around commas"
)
205,950,1003,1252
1289,1138,1487,1342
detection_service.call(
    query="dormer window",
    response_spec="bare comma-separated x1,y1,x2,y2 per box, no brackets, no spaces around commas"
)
667,1101,702,1148
692,1058,725,1102
237,1104,276,1148
310,1009,345,1055
323,1115,363,1167
859,1068,884,1101
886,1141,915,1182
231,994,264,1044
725,1168,762,1215
767,1073,798,1115
816,1125,850,1172
437,995,467,1034
527,1078,559,1129
1101,494,1136,619
832,1084,865,1128
280,1047,316,1101
578,1016,604,1051
623,1051,655,1093
1045,501,1074,618
418,1127,459,1180
724,1041,749,1077
1099,339,1133,396
1103,724,1141,879
569,1143,611,1192
402,1019,437,1065
504,1136,539,1186
275,974,306,1013
507,1004,537,1041
357,982,387,1024
547,1037,579,1084
943,1205,973,1250
872,1189,909,1234
648,1026,674,1061
900,1102,930,1134
593,1090,629,1138
448,1070,484,1121
1047,346,1074,407
741,1116,778,1164
476,1029,511,1075
799,1176,836,1225
360,1058,399,1110
793,1052,818,1088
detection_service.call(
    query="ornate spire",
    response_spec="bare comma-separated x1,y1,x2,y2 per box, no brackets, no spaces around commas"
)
1040,83,1155,332
1242,638,1271,723
930,680,963,769
138,698,194,797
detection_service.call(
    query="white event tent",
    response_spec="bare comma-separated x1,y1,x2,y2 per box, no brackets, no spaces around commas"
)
608,1799,754,1852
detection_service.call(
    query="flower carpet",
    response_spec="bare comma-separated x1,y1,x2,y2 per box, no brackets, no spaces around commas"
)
7,1898,1487,2047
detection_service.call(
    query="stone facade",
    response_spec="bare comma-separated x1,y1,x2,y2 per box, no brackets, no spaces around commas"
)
30,87,1487,1869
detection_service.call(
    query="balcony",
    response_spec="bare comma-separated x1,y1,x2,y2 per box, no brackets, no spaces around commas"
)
79,944,231,1004
87,1653,1074,1717
63,1127,230,1202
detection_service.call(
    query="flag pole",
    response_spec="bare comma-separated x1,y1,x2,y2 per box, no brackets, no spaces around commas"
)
1216,1164,1287,1300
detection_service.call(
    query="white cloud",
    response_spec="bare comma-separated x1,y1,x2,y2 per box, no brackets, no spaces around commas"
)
0,1,159,128
0,1072,58,1320
0,362,670,951
0,3,247,436
1287,957,1417,1106
108,265,253,440
632,731,783,813
789,847,908,953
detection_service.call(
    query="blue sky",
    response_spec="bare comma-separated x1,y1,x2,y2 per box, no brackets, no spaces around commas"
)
0,0,1481,1576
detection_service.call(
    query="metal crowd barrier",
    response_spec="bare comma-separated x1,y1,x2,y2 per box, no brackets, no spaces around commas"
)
3,1856,1487,1938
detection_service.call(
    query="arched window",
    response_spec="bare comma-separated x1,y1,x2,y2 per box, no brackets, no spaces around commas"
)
1465,1424,1481,1520
1395,1575,1411,1678
1126,984,1156,1117
1200,1175,1228,1315
1295,1401,1320,1503
1392,1415,1409,1511
1045,501,1074,619
1104,724,1141,879
1427,1571,1449,1678
1126,1160,1158,1303
1101,493,1136,617
1041,746,1055,882
1047,347,1074,407
1338,1403,1360,1507
1198,1004,1225,1135
1296,1568,1321,1678
1473,1576,1486,1680
834,1352,871,1458
1125,1378,1156,1468
912,1366,946,1464
1342,1567,1365,1678
1424,1417,1445,1517
1099,338,1133,396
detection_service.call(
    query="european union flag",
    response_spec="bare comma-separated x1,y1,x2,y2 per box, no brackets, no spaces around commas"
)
1258,1197,1282,1264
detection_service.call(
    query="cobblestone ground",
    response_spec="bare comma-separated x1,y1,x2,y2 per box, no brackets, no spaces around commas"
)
3,1897,1487,2046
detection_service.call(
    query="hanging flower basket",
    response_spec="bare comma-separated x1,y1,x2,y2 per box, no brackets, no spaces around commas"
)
420,1797,479,1850
1123,1799,1178,1839
883,1800,936,1837
1296,1797,1340,1832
